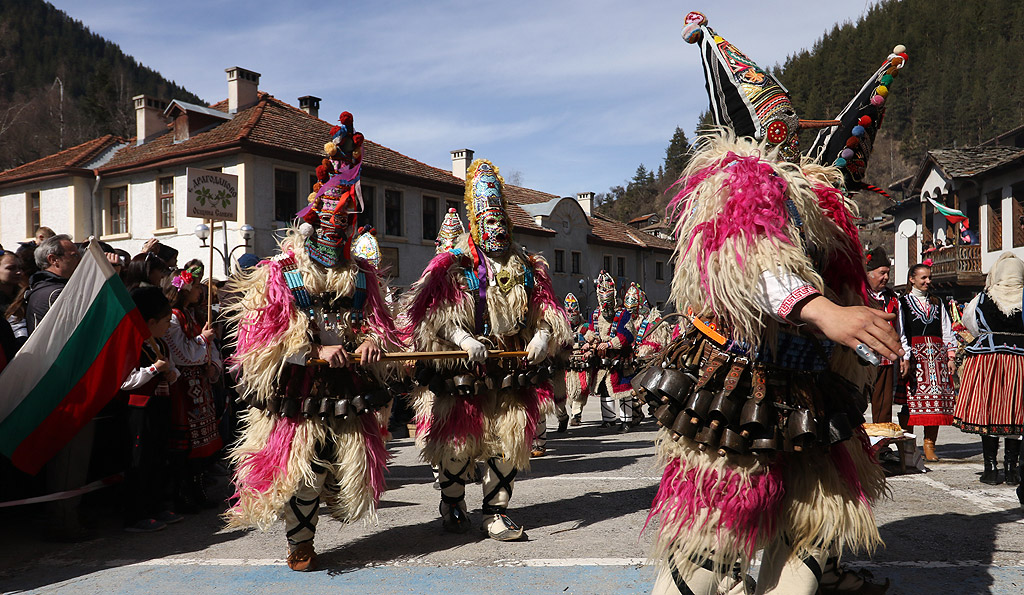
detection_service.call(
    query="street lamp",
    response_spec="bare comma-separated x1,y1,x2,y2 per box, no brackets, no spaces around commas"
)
577,277,594,315
194,223,255,276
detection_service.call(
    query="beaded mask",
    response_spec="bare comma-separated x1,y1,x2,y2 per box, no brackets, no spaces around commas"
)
464,159,510,255
351,226,381,269
564,292,581,327
596,271,616,317
623,282,647,317
436,207,465,254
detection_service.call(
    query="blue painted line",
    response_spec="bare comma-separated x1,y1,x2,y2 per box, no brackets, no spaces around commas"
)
21,565,655,595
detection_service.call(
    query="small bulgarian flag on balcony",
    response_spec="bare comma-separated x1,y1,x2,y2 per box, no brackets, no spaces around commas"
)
928,197,968,225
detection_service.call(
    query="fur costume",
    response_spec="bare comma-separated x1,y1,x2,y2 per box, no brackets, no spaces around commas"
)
224,228,400,530
641,11,906,594
400,159,571,538
583,303,635,402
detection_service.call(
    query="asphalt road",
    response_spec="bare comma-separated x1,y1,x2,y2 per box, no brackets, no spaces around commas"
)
1,407,1023,594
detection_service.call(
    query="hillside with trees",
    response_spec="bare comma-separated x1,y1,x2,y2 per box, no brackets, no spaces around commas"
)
0,0,204,171
599,0,1024,229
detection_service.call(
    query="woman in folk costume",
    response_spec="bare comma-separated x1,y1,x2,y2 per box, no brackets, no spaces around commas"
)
897,263,955,462
954,253,1024,488
161,268,224,512
585,271,637,432
401,159,571,540
224,112,402,572
636,12,906,595
564,293,593,427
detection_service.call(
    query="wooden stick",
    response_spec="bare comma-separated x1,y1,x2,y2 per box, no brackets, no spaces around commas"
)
207,218,215,328
307,350,529,365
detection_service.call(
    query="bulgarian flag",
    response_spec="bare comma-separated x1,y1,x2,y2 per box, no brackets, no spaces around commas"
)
0,240,147,474
928,197,968,225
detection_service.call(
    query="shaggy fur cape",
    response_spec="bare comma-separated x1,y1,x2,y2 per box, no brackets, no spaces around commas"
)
650,132,884,581
400,234,572,469
222,228,399,530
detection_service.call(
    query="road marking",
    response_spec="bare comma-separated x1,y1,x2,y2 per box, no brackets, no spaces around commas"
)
387,475,662,482
912,474,1024,518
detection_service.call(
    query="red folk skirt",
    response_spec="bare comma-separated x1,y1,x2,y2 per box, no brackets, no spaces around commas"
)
906,336,956,426
953,352,1024,436
169,364,223,458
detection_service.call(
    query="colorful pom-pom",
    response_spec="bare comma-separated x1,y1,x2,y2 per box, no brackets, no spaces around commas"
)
852,125,866,137
880,74,894,86
845,137,860,148
841,148,854,159
339,111,353,127
898,52,908,61
681,23,703,43
324,142,338,156
299,222,315,238
890,56,904,68
858,115,872,126
871,94,885,106
893,44,906,55
875,85,889,97
834,158,848,168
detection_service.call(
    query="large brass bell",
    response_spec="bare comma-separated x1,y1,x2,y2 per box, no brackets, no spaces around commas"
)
684,389,714,425
739,398,772,439
367,388,391,408
786,409,818,451
671,410,699,440
501,374,516,392
654,403,679,428
454,374,476,396
267,397,282,415
694,423,722,451
281,398,299,419
717,427,748,456
415,364,434,386
656,368,695,405
319,398,335,419
826,411,853,444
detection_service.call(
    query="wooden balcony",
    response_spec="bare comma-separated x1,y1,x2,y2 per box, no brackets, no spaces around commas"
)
929,244,984,286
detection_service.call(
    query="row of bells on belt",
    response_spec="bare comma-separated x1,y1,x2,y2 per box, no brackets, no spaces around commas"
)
631,362,831,456
415,362,557,397
256,387,391,421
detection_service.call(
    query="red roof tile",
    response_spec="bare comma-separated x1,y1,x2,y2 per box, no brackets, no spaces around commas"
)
505,185,560,205
0,135,123,186
589,213,674,252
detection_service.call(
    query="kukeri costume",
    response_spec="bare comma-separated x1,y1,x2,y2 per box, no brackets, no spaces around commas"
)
584,271,637,431
564,293,592,426
635,12,904,594
224,112,401,571
401,159,571,540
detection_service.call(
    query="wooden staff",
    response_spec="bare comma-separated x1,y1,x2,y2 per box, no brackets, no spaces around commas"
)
307,350,529,365
207,217,215,328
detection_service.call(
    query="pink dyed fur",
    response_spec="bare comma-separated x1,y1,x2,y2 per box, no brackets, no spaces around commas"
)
234,258,295,361
675,153,794,294
361,414,391,506
646,456,786,559
812,184,871,306
400,251,463,342
418,394,485,446
830,440,868,505
355,257,403,347
230,416,298,502
522,383,554,446
530,256,568,322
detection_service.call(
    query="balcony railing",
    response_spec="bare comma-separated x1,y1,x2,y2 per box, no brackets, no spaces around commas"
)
930,244,982,283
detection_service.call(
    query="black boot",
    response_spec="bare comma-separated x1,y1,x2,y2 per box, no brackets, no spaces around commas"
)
1005,439,1021,486
980,436,1001,485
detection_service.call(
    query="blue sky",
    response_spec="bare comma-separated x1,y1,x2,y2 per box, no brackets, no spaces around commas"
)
50,1,877,197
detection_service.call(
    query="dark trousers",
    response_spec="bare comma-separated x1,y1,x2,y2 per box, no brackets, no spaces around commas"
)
871,364,895,423
125,398,171,523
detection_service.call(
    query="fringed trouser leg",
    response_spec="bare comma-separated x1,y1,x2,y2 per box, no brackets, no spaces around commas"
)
283,469,327,551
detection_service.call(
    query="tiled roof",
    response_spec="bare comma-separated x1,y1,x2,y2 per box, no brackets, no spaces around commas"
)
505,184,560,205
628,213,657,224
0,135,122,186
929,147,1024,178
589,213,674,252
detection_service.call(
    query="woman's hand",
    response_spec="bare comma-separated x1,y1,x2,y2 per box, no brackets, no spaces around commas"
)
793,296,904,362
355,340,382,366
200,323,216,343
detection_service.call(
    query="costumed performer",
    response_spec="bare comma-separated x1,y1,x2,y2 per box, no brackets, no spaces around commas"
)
585,271,636,432
224,111,402,571
636,12,906,594
401,159,571,540
564,292,593,427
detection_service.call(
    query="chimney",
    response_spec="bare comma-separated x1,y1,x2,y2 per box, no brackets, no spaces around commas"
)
576,191,594,216
226,67,261,113
450,149,474,180
298,95,321,119
133,95,168,145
